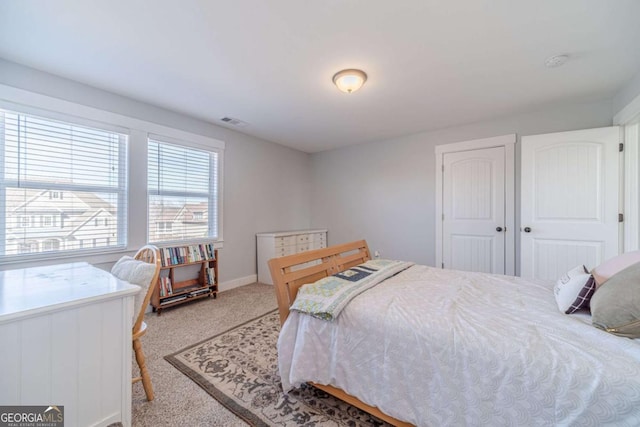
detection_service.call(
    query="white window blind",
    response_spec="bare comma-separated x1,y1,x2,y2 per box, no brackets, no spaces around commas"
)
147,137,219,243
0,109,128,258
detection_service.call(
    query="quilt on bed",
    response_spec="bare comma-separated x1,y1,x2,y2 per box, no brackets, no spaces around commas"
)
278,265,640,426
290,258,413,321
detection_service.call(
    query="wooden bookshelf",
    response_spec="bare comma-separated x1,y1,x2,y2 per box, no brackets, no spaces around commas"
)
150,244,218,315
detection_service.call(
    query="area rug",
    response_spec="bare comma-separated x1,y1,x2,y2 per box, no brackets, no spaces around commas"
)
165,310,390,427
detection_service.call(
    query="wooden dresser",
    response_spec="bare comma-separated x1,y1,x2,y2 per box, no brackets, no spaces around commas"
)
256,229,327,285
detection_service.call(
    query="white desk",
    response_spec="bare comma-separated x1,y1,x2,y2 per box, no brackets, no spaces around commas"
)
0,262,140,427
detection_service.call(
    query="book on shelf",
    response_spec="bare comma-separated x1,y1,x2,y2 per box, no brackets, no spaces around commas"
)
160,294,187,305
159,276,173,297
159,244,217,267
189,288,210,297
205,267,216,286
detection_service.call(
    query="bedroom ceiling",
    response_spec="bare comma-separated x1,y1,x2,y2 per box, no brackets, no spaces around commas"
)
1,1,639,153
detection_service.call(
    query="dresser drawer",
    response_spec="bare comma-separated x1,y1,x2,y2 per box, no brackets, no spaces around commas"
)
296,234,311,244
277,245,297,257
312,233,326,242
275,236,297,248
312,232,326,249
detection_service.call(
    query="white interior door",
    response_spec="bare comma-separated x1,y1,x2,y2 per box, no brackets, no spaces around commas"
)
520,127,620,280
442,146,506,274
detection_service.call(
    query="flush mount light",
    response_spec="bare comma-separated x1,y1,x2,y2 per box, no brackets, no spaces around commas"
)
332,69,367,93
544,54,569,68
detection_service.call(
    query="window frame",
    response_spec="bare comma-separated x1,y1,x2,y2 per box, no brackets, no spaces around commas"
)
0,107,129,262
0,85,225,268
146,133,223,245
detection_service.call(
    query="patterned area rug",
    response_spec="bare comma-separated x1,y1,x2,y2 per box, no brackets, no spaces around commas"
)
165,310,389,426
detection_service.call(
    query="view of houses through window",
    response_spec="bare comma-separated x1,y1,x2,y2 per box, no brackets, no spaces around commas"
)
6,188,120,255
5,184,216,255
0,109,221,259
147,198,209,242
1,110,127,258
147,138,218,243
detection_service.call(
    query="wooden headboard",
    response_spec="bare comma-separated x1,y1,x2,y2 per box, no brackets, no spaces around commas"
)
268,240,371,324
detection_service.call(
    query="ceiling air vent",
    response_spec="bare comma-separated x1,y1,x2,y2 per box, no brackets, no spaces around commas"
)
220,116,248,127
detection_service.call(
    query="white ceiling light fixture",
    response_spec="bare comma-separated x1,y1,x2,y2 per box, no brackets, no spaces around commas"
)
544,54,569,68
332,69,368,93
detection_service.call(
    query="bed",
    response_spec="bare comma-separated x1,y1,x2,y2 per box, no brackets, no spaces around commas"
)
268,240,640,426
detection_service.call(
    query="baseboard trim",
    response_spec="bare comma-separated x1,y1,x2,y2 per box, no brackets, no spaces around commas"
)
144,274,259,313
219,274,257,292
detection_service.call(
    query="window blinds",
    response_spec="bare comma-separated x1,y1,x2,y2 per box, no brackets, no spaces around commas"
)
0,110,128,257
147,138,218,243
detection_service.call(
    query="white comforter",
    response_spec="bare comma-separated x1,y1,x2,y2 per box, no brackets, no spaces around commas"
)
278,265,640,426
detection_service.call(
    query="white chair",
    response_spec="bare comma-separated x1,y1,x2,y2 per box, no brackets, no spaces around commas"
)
111,245,161,401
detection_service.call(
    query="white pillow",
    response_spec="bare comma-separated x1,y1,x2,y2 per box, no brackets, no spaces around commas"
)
554,265,595,314
111,256,157,326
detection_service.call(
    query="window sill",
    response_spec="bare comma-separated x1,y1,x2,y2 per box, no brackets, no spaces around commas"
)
0,240,224,271
0,249,133,271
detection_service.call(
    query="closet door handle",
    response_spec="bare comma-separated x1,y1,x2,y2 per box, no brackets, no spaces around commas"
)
496,227,503,232
524,227,532,233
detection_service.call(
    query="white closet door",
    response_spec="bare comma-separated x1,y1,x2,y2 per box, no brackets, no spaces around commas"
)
442,146,506,274
520,127,620,280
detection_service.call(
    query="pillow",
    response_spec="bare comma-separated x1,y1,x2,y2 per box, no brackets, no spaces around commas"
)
111,255,157,326
591,251,640,287
591,261,640,338
554,265,596,314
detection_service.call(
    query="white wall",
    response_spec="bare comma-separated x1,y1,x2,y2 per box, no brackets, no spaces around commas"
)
310,99,613,270
613,69,640,118
0,59,312,284
4,57,634,279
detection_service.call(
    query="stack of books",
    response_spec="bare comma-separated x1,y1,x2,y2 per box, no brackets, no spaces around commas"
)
159,243,216,266
189,288,211,298
160,294,187,305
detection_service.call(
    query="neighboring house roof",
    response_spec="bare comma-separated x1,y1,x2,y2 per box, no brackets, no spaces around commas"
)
174,202,208,223
10,188,116,214
148,204,182,222
74,192,116,214
64,208,115,238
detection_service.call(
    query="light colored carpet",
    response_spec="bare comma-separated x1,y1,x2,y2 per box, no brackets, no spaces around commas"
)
132,283,278,426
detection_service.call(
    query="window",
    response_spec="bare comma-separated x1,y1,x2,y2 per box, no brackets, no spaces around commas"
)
17,216,29,227
42,239,61,251
156,222,173,233
147,137,219,243
0,109,128,258
18,241,38,254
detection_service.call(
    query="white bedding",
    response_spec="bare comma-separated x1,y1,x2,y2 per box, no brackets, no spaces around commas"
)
278,265,640,426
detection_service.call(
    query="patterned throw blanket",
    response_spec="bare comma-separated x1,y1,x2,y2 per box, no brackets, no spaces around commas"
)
290,259,414,321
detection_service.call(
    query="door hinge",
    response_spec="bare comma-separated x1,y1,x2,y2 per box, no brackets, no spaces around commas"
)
441,262,444,268
619,213,624,223
442,164,444,172
442,213,445,221
619,143,624,152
